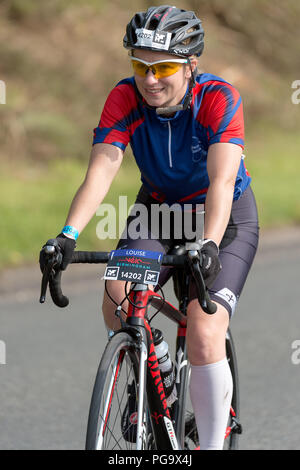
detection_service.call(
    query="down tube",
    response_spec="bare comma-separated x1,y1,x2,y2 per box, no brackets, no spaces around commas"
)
144,319,180,450
129,288,180,450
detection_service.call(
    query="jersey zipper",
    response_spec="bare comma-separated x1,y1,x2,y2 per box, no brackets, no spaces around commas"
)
168,121,173,168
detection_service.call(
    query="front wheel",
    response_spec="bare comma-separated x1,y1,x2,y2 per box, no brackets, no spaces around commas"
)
85,331,151,450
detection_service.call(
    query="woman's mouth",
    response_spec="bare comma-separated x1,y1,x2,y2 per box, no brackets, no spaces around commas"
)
145,88,164,95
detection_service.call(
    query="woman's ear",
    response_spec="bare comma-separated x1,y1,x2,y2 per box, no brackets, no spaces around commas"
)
185,56,198,78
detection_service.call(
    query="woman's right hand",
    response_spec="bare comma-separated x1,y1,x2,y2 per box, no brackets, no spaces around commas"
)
39,234,76,272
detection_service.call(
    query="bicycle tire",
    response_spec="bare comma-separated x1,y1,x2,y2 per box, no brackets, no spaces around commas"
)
225,328,241,450
85,331,151,450
180,328,241,450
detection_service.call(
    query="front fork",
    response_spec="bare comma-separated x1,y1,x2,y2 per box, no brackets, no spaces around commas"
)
136,341,148,450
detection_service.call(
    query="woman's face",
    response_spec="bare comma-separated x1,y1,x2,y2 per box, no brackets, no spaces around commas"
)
132,49,196,109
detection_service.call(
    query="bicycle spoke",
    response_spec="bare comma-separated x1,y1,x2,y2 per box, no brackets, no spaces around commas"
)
97,352,123,449
98,412,124,450
111,355,135,450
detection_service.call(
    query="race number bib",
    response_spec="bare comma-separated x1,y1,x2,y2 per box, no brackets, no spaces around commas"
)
104,249,164,286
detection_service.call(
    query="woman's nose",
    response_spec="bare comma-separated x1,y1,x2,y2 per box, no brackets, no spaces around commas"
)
144,69,159,84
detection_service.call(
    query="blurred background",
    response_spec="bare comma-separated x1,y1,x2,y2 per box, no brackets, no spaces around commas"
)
0,0,299,268
1,1,300,451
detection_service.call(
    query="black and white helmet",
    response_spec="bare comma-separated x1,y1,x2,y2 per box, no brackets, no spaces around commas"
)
123,5,204,57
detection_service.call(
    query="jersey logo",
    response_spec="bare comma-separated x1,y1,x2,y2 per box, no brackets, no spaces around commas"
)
215,288,238,314
191,136,207,162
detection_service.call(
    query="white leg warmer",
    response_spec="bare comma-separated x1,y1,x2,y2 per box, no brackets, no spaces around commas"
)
189,357,233,450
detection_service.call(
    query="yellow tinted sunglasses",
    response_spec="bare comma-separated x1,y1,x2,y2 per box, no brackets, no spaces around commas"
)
130,57,188,79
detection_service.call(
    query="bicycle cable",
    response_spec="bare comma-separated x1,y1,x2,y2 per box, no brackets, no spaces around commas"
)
124,281,164,308
105,279,166,323
124,282,148,309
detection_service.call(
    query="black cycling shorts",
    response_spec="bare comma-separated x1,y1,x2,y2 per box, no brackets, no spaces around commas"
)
116,185,259,317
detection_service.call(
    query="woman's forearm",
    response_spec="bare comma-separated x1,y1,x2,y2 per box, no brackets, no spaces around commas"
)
204,143,242,246
204,180,235,247
64,177,111,234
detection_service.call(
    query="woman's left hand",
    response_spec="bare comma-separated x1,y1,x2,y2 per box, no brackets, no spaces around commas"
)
201,239,222,287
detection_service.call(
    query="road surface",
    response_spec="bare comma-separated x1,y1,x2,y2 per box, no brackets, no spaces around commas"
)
0,228,300,449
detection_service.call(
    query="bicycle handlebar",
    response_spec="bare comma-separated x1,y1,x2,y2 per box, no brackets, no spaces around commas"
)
39,240,217,314
71,250,187,267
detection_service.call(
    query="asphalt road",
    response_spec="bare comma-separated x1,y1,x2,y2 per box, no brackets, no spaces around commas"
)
0,228,300,450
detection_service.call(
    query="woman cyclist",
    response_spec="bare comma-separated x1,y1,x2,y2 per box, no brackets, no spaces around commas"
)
40,5,259,450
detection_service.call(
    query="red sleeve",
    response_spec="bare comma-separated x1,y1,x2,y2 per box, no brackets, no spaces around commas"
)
198,81,244,149
93,82,141,150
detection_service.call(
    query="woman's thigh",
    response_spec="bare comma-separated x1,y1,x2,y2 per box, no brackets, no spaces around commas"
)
189,186,259,318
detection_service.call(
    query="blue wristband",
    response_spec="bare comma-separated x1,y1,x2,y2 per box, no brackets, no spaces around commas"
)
62,225,79,241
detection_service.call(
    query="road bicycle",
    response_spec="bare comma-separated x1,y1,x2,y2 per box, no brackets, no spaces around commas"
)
40,240,242,450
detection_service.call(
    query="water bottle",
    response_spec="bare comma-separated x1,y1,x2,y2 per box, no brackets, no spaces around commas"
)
152,328,177,406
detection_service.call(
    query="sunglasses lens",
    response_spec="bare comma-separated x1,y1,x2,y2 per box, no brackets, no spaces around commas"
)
131,60,148,76
156,62,182,78
131,60,184,78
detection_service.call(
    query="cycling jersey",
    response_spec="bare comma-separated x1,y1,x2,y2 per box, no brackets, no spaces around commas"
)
93,73,251,205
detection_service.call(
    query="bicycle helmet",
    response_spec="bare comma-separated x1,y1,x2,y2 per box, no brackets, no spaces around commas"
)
123,5,204,58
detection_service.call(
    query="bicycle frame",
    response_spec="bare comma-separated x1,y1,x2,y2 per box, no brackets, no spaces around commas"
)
118,279,190,450
39,242,241,450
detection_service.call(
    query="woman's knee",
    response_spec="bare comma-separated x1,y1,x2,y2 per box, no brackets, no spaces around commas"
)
186,299,229,365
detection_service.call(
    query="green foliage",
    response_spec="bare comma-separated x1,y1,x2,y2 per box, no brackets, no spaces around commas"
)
1,0,299,163
0,157,140,268
196,0,300,77
246,128,300,228
3,0,106,22
0,0,299,269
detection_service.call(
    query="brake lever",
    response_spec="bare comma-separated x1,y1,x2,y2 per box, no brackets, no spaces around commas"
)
187,244,217,315
39,240,63,304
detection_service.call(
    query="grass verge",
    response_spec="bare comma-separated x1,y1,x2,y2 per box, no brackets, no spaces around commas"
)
245,127,300,228
0,154,140,269
1,128,299,270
